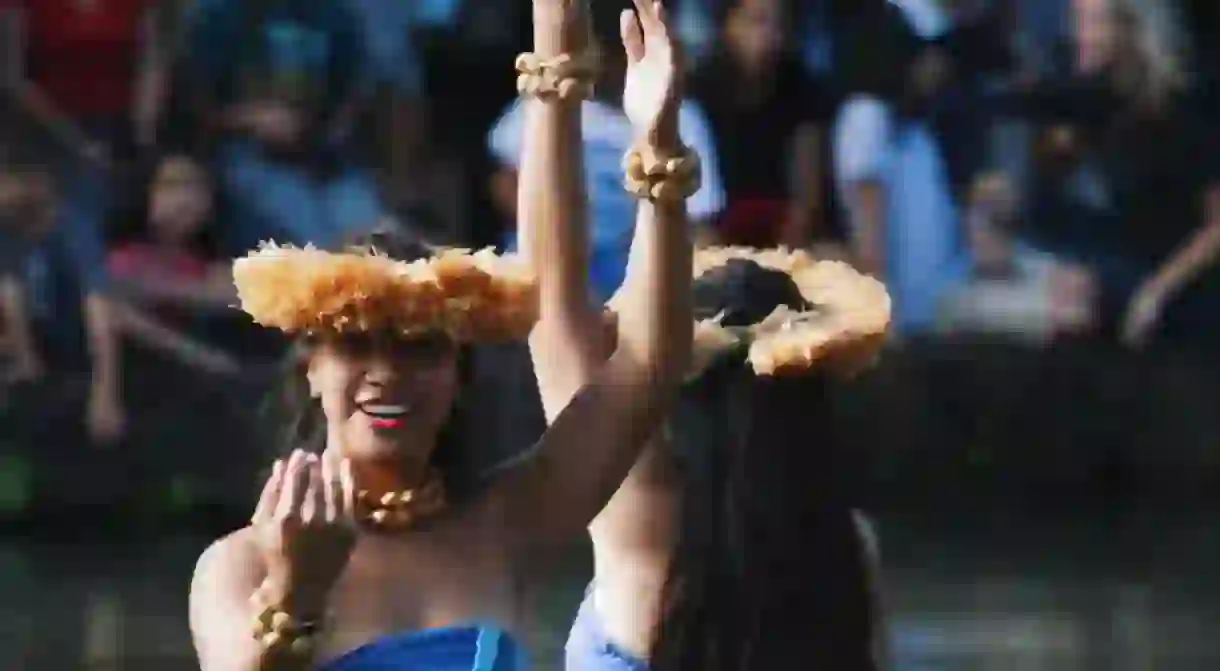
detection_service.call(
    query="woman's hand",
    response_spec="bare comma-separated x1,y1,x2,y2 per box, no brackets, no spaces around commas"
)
621,0,683,144
252,450,357,615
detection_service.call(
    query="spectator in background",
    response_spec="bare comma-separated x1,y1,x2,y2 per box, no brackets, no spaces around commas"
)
346,0,423,191
104,154,240,377
0,167,54,387
0,0,170,444
0,162,124,444
1021,0,1220,348
833,4,959,334
488,0,724,303
688,0,834,249
345,0,468,245
182,0,384,254
937,172,1094,344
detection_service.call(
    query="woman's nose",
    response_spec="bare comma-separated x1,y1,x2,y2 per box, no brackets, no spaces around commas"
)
362,354,403,386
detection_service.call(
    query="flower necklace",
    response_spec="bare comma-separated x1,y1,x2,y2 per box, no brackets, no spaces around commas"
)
355,468,447,531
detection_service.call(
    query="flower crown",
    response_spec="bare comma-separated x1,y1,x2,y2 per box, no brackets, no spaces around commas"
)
232,243,538,342
611,247,891,378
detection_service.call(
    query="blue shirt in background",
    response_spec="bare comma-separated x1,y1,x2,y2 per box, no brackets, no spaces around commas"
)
488,99,726,302
347,0,422,94
184,0,367,126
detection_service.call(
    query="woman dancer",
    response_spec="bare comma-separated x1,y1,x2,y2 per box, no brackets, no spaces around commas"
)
187,3,697,668
517,6,891,667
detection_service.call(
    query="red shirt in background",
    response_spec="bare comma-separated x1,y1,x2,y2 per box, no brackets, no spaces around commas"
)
6,0,151,118
108,242,209,284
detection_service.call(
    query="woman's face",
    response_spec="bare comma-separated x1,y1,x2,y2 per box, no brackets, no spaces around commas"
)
1073,0,1120,74
725,0,785,71
306,333,460,462
148,157,212,245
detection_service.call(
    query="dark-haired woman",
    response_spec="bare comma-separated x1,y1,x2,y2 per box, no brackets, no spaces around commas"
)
550,247,893,671
517,6,892,668
186,0,696,668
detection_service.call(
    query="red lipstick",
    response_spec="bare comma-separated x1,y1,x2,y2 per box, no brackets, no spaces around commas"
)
370,417,405,430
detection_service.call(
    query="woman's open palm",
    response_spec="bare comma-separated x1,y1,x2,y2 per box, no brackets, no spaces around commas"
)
621,0,682,136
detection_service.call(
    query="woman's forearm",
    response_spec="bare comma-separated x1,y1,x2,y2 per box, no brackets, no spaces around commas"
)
521,4,606,421
849,181,887,277
1,277,37,364
783,125,823,248
1146,189,1220,297
84,294,122,400
612,131,693,386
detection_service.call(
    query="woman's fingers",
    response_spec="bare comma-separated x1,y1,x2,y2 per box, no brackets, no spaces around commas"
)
274,450,311,520
620,9,644,62
252,459,284,523
321,452,341,522
304,461,325,524
630,0,654,26
652,0,668,28
339,458,357,522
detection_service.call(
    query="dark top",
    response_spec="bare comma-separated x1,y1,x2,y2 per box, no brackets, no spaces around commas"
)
1013,78,1220,270
688,51,834,202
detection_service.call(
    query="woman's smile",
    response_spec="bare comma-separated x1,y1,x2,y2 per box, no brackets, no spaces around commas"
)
358,402,413,430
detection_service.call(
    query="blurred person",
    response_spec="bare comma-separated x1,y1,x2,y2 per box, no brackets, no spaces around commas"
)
833,4,960,334
488,0,725,303
188,0,696,666
0,0,168,156
182,0,385,254
108,155,232,313
344,1,468,245
0,167,54,387
0,164,125,445
1018,0,1220,348
936,172,1095,344
344,0,424,189
0,0,171,444
688,0,835,248
104,154,241,377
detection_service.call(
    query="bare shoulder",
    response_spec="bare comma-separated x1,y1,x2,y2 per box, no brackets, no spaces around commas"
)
191,527,264,602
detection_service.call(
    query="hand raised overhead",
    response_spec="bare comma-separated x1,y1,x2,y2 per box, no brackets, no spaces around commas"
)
621,0,683,142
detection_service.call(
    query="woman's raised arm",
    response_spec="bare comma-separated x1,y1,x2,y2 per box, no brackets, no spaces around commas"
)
489,0,693,548
519,0,608,423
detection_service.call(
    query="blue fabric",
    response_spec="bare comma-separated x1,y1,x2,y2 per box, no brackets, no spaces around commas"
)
216,140,384,253
489,99,725,302
348,0,423,94
184,0,367,124
319,625,528,671
833,97,960,334
565,587,649,671
883,123,961,332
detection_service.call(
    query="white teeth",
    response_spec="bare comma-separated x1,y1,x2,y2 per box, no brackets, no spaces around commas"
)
361,404,410,417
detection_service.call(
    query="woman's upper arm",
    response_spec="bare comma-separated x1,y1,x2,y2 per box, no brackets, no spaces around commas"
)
190,531,264,671
489,348,675,549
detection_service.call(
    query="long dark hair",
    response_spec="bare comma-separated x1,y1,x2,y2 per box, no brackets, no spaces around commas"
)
266,227,480,500
649,260,877,671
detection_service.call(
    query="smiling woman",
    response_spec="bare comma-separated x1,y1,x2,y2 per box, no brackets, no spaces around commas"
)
187,2,696,667
262,232,496,509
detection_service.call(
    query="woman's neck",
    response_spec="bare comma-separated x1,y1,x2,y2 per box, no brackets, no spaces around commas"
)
324,445,433,497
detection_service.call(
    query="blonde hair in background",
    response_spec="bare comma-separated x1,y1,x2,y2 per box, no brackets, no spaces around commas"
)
1109,0,1190,108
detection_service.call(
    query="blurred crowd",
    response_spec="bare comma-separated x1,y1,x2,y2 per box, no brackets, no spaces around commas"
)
1,0,1219,452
